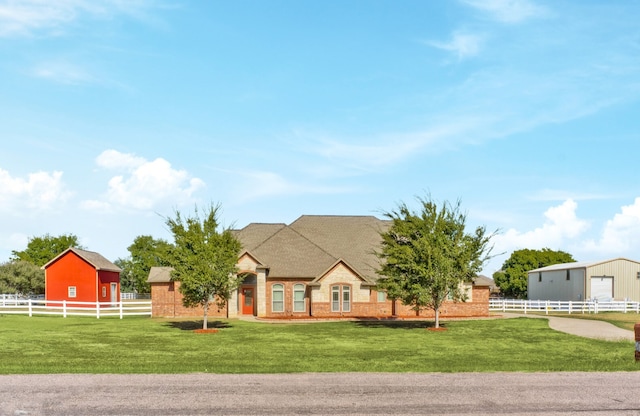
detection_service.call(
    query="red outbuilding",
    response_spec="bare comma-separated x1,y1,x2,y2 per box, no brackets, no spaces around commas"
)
42,247,122,306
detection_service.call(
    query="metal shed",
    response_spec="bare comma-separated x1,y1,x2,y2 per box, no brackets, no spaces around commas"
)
527,258,640,301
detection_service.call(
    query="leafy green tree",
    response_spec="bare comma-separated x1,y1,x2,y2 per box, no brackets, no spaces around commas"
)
0,261,45,295
493,248,575,299
165,203,242,330
116,236,173,293
11,234,83,267
377,197,494,328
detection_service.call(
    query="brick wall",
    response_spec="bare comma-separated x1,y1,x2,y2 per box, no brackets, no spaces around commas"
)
150,281,228,318
310,286,489,318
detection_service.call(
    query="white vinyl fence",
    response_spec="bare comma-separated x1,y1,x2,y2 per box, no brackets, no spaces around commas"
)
490,298,640,315
0,295,151,319
120,292,151,300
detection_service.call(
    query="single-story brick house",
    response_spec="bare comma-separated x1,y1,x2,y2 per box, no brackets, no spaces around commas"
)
42,247,121,306
149,215,490,319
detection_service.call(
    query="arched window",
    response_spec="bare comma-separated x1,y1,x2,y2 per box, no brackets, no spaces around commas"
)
272,284,284,312
293,284,305,312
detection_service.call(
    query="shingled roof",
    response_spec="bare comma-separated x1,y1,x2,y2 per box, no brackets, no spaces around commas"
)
234,215,390,281
42,247,121,272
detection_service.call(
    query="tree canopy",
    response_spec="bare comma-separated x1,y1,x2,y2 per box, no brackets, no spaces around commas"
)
116,235,173,293
0,261,45,295
165,203,242,329
493,248,576,299
377,197,494,328
11,234,83,267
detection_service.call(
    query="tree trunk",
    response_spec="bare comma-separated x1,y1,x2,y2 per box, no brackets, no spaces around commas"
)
434,307,440,329
203,302,209,330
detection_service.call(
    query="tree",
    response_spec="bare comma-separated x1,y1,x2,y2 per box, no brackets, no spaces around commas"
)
493,248,575,299
165,203,242,330
0,261,45,295
11,234,83,267
377,197,494,329
116,236,173,293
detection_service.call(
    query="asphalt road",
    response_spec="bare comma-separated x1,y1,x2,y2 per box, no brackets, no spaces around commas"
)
2,372,640,415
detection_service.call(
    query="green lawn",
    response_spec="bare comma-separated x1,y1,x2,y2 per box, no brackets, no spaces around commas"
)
0,315,637,374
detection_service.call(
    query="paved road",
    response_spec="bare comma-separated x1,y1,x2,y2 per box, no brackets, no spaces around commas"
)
2,373,640,415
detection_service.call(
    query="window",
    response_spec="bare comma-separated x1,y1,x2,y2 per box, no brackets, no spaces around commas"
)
293,284,305,312
538,273,542,282
377,290,386,302
342,286,350,312
272,284,284,312
68,286,76,298
102,287,107,297
331,285,351,312
332,286,340,312
566,270,571,281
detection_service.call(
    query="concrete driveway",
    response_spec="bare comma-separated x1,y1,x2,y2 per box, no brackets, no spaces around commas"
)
500,312,635,341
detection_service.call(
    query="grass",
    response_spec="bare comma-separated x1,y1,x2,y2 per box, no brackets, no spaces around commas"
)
0,315,638,374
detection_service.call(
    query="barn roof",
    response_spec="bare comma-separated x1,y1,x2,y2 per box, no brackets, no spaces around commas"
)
42,247,122,272
528,257,640,273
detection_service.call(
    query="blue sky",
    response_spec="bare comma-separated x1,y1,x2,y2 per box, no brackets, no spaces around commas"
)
1,0,640,277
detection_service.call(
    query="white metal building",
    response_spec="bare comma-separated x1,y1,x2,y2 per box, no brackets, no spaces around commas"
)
527,258,640,301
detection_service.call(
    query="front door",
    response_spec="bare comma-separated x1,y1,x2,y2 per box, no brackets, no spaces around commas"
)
110,282,118,306
242,287,255,315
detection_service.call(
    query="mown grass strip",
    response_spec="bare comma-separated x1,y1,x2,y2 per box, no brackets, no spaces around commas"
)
0,315,637,374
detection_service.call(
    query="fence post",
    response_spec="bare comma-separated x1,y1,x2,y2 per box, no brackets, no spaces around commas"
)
119,301,123,319
546,300,549,315
96,301,100,319
63,300,67,318
28,299,32,317
568,301,572,314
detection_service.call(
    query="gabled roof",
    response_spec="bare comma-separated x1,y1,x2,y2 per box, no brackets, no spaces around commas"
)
528,257,640,273
232,223,286,252
251,226,337,278
147,266,174,283
42,247,121,273
233,215,390,281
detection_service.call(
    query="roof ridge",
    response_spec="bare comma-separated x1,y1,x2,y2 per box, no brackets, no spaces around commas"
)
253,225,338,262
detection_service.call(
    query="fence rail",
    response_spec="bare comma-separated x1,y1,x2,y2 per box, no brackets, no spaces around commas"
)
490,299,640,314
0,297,151,319
120,292,151,300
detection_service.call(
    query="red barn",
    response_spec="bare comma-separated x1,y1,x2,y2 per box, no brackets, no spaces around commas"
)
42,248,122,305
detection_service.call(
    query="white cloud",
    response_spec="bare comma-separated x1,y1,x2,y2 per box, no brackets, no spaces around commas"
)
0,168,71,213
428,32,485,59
461,0,548,24
96,149,147,170
482,199,589,275
494,199,589,253
84,150,205,211
0,0,157,37
582,197,640,254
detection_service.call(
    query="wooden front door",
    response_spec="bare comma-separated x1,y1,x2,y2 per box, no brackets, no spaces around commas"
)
242,287,255,315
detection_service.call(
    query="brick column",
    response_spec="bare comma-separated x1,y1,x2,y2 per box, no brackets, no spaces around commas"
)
228,289,238,318
256,267,267,317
